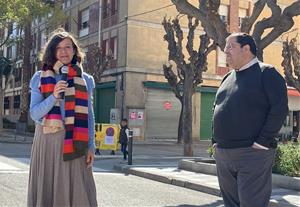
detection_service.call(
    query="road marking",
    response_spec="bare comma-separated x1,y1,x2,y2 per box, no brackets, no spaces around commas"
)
0,160,20,170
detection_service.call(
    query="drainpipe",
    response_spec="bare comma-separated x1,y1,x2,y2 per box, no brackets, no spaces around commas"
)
98,0,102,47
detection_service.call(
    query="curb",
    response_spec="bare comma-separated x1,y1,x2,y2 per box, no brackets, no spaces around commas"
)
114,164,298,207
0,139,33,144
179,159,300,191
114,164,221,197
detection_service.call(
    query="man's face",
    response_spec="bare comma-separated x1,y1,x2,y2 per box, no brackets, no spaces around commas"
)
225,36,246,70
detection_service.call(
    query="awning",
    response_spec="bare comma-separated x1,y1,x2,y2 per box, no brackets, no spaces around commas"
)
288,87,300,97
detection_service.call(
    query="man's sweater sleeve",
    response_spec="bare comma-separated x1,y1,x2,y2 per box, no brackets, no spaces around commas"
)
255,68,289,147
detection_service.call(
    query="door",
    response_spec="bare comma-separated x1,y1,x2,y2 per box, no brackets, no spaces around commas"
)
94,82,116,123
200,92,216,140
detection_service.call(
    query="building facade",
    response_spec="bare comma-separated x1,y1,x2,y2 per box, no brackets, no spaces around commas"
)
2,0,300,140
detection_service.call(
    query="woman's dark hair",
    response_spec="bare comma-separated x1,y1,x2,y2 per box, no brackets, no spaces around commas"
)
40,28,85,66
227,33,257,56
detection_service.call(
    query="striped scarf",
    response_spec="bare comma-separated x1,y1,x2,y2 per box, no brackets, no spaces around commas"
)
40,61,89,161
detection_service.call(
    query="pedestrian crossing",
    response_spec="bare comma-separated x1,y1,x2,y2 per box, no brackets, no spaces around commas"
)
0,155,115,173
0,155,30,173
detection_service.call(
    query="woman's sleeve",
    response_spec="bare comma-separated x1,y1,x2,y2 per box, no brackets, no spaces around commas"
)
29,71,58,123
86,74,96,152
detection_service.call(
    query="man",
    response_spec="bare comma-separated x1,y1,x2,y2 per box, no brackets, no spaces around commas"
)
212,33,288,207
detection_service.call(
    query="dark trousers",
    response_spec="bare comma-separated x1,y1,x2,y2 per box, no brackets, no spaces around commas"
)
215,147,275,207
121,143,128,160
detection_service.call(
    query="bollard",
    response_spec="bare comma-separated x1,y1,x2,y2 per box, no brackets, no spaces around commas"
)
128,129,133,165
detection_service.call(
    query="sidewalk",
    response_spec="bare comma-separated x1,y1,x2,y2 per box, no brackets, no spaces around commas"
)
114,159,300,207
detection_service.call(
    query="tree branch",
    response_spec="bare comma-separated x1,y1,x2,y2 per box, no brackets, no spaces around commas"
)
252,0,281,46
282,37,300,92
172,18,185,68
162,17,177,61
0,33,11,48
163,64,182,100
171,0,229,49
186,16,199,64
241,0,267,33
257,0,300,51
290,37,300,81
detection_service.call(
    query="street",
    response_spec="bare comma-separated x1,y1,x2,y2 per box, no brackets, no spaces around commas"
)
0,141,225,207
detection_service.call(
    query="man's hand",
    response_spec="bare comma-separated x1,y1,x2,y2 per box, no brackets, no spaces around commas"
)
86,150,95,168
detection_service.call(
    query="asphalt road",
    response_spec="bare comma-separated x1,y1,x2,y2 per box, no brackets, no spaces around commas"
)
0,142,224,207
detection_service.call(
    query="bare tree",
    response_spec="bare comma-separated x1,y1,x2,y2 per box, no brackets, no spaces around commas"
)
86,44,112,83
163,0,300,155
171,0,300,61
282,36,300,92
163,17,215,155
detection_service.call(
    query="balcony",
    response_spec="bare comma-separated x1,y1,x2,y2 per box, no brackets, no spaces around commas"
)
102,14,118,29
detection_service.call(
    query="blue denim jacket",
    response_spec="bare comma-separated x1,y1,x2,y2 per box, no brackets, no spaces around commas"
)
29,70,96,151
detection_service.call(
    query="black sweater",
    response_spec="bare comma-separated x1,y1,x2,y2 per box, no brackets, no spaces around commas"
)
212,62,288,149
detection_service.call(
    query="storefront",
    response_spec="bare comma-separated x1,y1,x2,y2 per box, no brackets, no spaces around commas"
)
280,87,300,139
143,82,181,139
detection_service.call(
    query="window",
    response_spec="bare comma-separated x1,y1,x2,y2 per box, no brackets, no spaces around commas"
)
82,47,88,65
16,40,23,58
7,24,13,36
102,37,117,59
103,0,117,18
219,5,229,24
239,8,247,27
103,0,108,19
40,31,46,48
65,0,71,8
102,39,109,56
79,8,89,37
4,97,9,110
111,0,117,15
14,67,22,83
110,36,117,60
14,95,20,109
7,46,12,59
80,9,89,29
217,47,226,67
64,21,70,32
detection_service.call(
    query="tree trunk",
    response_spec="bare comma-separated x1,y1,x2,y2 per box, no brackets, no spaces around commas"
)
256,46,264,62
18,23,31,123
182,68,194,156
177,101,183,144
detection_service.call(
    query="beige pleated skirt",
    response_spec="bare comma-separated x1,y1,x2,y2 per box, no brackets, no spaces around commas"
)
27,124,98,207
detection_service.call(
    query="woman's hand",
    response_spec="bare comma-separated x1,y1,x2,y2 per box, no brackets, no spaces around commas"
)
86,150,95,169
53,80,68,99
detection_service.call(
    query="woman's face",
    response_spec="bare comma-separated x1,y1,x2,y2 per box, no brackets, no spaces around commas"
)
55,38,75,65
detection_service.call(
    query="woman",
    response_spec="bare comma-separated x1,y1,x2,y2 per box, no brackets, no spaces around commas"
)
27,28,97,207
